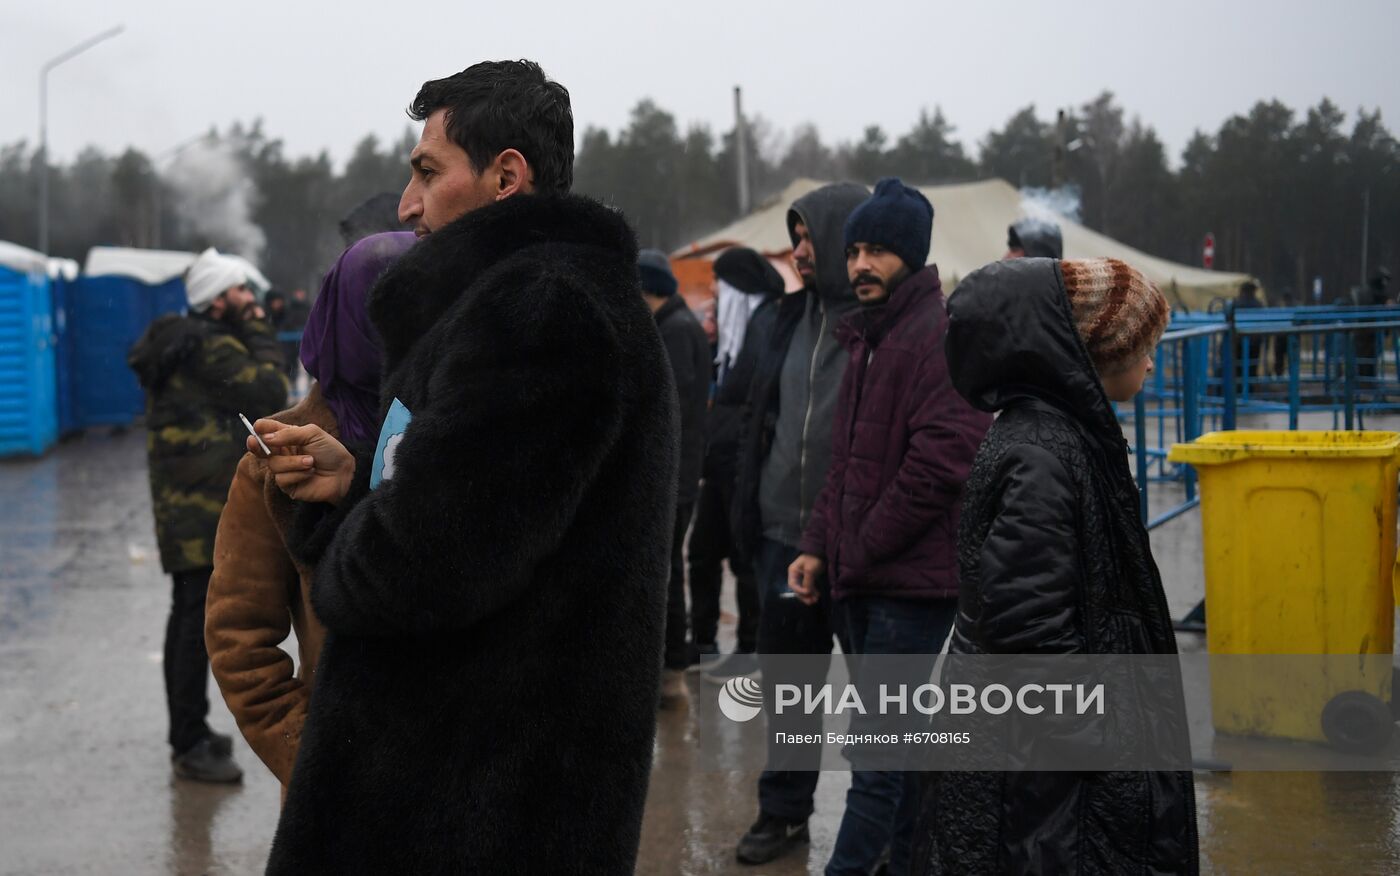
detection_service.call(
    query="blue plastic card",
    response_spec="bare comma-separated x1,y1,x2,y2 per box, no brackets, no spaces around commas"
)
370,397,412,490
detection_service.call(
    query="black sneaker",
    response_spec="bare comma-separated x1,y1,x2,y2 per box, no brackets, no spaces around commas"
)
686,642,722,673
172,737,243,784
736,812,809,865
208,730,234,757
703,650,759,685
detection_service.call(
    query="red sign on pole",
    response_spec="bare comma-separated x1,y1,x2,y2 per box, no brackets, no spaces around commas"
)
1203,232,1216,270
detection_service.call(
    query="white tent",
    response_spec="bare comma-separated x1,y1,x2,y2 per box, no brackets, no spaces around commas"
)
676,178,1256,311
84,246,272,294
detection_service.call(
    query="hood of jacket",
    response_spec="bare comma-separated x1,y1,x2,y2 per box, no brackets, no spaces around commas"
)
946,257,1122,448
786,182,869,308
128,312,215,391
369,193,638,373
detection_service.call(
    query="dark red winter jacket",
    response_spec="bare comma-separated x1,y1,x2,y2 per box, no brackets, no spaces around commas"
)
798,265,991,601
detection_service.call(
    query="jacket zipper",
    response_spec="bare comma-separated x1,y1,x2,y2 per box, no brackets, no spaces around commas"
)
798,302,828,531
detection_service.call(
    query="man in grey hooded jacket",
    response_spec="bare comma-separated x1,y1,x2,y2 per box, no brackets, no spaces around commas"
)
727,181,869,865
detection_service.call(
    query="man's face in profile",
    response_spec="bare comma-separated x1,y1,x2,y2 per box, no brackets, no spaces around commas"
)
398,109,495,236
791,221,817,286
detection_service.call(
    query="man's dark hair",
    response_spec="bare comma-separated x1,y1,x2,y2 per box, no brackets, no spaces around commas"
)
409,60,574,196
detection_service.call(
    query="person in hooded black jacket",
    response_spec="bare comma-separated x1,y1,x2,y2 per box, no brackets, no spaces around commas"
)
912,257,1198,876
689,248,786,672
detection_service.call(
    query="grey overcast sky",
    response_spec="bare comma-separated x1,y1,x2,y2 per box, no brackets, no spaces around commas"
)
4,0,1398,170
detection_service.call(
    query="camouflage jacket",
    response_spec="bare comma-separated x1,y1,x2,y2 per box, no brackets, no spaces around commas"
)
128,312,290,573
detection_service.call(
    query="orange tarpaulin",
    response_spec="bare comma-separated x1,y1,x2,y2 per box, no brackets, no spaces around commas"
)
672,258,715,313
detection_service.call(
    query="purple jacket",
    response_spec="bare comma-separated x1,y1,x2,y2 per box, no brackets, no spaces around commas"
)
798,266,991,601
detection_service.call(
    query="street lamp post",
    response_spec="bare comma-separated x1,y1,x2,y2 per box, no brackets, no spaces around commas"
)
38,24,124,254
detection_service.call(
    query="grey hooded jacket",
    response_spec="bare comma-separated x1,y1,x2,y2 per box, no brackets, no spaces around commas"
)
752,183,869,548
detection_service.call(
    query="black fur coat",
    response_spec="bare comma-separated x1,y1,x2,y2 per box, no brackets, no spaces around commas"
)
267,194,678,875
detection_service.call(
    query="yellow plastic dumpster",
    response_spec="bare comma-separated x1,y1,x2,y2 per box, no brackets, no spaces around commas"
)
1167,431,1399,752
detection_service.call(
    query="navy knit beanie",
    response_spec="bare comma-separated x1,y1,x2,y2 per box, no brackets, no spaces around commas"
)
843,177,934,271
638,248,678,297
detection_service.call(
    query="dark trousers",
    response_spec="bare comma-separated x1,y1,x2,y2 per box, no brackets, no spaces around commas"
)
165,567,214,755
1270,335,1288,377
1357,331,1383,381
281,340,301,380
664,503,695,670
687,476,759,652
755,537,850,821
826,597,957,876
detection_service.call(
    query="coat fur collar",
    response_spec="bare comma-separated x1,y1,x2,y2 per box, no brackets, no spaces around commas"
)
368,193,637,371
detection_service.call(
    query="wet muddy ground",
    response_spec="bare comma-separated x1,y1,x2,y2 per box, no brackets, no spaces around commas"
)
2,422,1398,874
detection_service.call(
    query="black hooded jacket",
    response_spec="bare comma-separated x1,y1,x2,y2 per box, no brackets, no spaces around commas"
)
731,182,868,558
705,286,782,486
269,194,676,875
911,258,1198,875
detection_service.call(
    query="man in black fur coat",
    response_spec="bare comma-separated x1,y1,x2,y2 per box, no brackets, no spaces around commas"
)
250,60,677,874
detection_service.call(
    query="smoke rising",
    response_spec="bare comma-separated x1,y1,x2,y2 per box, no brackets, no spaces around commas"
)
163,137,266,262
1018,185,1082,224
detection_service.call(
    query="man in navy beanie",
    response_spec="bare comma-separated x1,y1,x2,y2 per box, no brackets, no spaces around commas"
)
788,178,990,875
639,248,711,705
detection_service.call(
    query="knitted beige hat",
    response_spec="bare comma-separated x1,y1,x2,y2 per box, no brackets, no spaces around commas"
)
1059,258,1169,375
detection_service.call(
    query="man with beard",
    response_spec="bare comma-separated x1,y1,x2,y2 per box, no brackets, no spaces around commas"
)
249,60,676,874
128,247,289,783
788,179,990,875
728,181,868,866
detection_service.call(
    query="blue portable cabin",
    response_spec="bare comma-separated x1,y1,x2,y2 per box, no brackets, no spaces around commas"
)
71,247,198,429
0,242,61,457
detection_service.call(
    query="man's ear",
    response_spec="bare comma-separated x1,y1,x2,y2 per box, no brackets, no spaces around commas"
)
494,149,532,199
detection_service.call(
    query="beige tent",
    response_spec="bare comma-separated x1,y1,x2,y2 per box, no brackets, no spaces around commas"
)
674,177,1255,311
